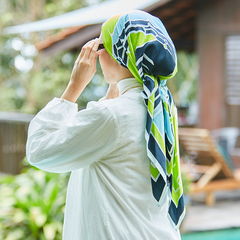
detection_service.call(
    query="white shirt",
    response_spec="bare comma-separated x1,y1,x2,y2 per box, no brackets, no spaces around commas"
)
26,78,181,240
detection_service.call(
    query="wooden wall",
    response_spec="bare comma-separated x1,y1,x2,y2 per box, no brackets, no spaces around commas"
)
0,121,30,175
197,0,240,131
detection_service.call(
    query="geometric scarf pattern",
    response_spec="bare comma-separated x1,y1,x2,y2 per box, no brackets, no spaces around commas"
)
101,10,185,229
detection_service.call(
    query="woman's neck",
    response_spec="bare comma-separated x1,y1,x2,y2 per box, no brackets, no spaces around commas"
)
116,68,134,83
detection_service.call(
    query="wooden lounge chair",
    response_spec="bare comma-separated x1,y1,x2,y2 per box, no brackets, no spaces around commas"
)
178,128,240,206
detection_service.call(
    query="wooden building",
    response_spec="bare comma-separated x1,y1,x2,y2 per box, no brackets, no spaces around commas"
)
0,112,34,174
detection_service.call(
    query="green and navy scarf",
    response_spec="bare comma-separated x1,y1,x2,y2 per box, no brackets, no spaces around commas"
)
101,10,185,229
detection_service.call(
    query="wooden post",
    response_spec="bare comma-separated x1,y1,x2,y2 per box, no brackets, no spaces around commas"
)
206,191,215,206
197,1,225,130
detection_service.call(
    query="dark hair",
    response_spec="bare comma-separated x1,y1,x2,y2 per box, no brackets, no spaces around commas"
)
98,43,105,51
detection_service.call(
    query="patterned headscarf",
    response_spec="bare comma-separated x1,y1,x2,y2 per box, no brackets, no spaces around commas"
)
101,10,185,229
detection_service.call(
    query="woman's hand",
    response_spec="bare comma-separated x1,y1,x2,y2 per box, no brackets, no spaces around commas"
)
61,38,100,103
70,38,99,87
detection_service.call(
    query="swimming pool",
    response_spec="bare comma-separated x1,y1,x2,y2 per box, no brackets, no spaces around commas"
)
181,228,240,240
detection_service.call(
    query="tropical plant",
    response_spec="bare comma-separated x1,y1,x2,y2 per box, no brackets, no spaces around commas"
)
0,159,70,240
181,169,192,194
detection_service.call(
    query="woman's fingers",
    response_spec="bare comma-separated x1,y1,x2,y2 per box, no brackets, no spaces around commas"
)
77,47,86,62
89,38,100,61
76,39,95,63
82,40,96,61
76,40,91,62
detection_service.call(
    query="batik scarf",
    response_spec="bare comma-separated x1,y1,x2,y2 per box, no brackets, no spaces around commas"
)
101,10,185,229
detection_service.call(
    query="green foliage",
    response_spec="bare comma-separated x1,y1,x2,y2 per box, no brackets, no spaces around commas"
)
181,169,192,194
0,159,70,240
0,0,107,114
167,51,199,107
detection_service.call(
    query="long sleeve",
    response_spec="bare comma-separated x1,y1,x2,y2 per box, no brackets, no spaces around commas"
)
26,98,119,173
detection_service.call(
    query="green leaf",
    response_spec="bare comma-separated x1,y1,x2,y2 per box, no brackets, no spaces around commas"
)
5,229,24,240
43,223,56,240
29,207,47,227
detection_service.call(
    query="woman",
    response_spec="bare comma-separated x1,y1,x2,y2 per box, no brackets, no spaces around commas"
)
27,10,185,239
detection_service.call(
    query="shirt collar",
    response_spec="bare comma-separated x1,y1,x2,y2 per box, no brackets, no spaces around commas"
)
117,78,143,96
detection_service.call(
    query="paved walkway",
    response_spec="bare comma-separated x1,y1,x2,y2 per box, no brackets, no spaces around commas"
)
181,189,240,232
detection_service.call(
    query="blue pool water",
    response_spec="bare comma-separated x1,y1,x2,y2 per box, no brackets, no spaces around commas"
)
181,228,240,240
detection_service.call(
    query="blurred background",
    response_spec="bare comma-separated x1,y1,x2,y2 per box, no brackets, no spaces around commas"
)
0,0,240,239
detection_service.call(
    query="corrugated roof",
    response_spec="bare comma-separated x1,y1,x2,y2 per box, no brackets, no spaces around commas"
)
35,0,196,54
35,26,85,51
3,0,161,34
